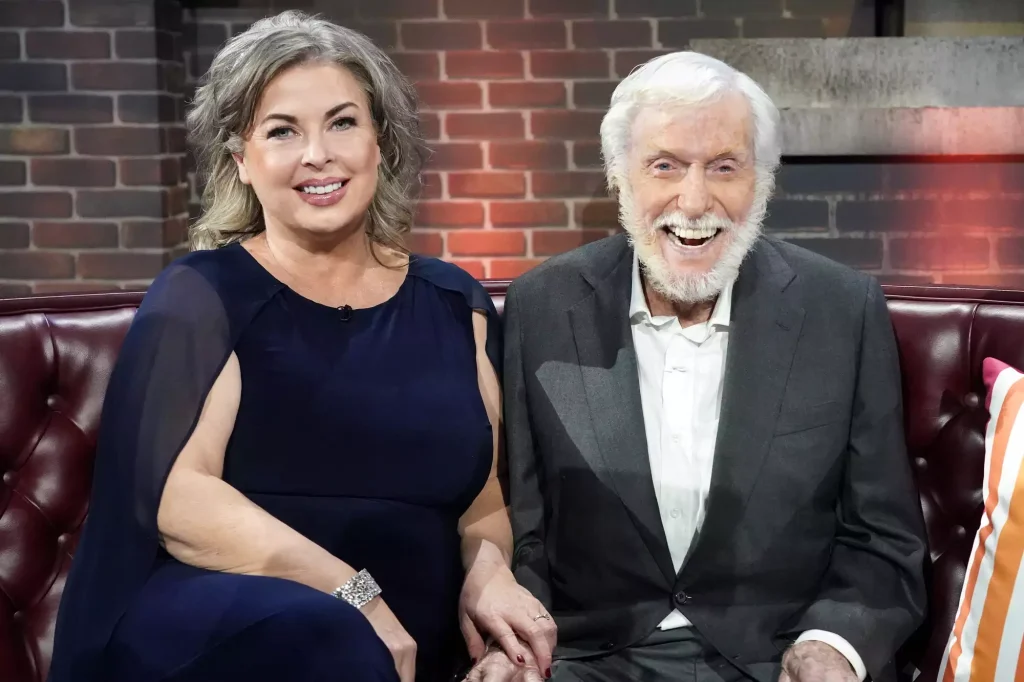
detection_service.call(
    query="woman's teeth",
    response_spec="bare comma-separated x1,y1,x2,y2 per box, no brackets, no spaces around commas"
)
300,181,344,194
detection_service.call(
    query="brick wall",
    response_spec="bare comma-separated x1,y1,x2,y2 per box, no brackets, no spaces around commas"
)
2,0,1023,291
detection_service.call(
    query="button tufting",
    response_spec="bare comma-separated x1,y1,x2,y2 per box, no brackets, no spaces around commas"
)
46,394,60,409
964,393,980,408
914,457,927,470
953,525,967,538
2,470,15,486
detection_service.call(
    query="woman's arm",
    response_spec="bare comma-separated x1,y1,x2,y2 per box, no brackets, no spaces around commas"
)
157,351,357,594
458,311,556,675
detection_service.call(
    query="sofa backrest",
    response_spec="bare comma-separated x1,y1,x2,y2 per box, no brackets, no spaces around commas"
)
1,283,1023,682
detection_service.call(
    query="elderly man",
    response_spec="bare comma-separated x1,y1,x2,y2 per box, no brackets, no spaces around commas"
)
469,52,927,682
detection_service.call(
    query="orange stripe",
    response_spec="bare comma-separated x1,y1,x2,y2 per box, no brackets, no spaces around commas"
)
943,376,1024,681
1015,624,1024,681
970,455,1024,680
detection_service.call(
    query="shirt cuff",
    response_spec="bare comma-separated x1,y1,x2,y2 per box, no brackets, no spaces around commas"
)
795,630,867,681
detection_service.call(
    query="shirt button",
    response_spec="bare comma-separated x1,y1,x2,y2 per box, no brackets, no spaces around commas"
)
670,509,681,519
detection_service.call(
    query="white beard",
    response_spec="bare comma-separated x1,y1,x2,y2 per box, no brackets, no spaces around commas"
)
618,183,768,305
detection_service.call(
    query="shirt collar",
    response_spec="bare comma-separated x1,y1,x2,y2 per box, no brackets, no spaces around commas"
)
629,252,735,329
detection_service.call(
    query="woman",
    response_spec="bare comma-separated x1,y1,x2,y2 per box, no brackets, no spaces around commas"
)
48,11,555,682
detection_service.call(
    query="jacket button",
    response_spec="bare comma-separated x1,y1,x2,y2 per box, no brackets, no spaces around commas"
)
674,591,691,605
600,642,615,651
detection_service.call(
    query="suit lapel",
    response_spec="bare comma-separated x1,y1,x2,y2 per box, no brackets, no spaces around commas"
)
681,240,804,579
568,242,675,585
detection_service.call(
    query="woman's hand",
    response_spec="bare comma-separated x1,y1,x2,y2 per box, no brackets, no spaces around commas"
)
464,645,545,682
362,597,417,682
459,561,557,678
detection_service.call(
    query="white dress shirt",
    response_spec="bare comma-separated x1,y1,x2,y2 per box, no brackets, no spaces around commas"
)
628,255,867,681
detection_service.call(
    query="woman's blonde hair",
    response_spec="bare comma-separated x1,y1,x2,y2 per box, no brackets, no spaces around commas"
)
186,10,428,252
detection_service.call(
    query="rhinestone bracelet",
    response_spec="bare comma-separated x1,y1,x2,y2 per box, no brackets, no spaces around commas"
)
332,569,381,609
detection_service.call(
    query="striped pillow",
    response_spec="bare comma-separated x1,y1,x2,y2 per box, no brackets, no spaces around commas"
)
938,357,1024,681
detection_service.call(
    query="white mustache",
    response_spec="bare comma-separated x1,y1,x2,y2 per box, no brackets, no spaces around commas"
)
652,212,735,232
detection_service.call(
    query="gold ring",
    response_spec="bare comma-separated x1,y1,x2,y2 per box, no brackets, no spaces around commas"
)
532,613,552,621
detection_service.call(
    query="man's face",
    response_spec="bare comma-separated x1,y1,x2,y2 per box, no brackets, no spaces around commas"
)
621,92,762,304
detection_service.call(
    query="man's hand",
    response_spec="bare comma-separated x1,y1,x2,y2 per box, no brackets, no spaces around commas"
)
779,641,858,682
464,646,545,682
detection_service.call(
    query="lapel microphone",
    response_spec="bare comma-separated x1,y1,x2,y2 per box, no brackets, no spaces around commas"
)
338,304,353,322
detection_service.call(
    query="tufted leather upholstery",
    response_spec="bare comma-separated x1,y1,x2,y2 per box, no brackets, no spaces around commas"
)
0,283,1020,682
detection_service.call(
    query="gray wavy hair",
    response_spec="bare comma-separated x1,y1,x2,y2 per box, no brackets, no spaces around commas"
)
186,10,428,252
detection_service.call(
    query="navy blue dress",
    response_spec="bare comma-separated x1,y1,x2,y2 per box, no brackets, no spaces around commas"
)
48,243,503,682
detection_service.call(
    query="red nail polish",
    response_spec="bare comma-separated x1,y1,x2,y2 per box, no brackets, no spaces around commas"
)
545,668,552,678
517,654,525,664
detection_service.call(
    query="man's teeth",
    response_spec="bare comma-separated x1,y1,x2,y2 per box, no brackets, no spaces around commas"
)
666,225,719,240
301,181,344,194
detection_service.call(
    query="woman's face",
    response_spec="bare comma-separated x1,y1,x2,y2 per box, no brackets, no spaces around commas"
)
234,61,381,241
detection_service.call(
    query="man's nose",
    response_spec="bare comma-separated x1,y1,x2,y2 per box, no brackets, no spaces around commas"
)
675,168,712,219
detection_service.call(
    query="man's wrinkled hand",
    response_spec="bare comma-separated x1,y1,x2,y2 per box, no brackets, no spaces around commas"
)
779,641,857,682
463,647,545,682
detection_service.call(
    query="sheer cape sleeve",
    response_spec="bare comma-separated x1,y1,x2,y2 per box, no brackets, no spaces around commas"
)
48,247,281,682
408,256,503,383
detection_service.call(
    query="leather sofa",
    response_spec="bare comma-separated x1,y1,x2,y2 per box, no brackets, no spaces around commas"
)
0,282,1017,682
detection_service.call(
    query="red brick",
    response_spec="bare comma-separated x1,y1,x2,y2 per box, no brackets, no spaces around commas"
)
418,172,443,199
449,259,487,278
121,218,188,248
25,30,110,58
402,21,481,49
491,141,567,170
447,51,524,79
425,143,484,170
407,230,444,256
575,200,619,227
115,28,180,59
75,126,164,156
0,161,25,186
0,33,18,60
33,221,119,248
78,252,168,280
534,229,609,255
489,82,566,108
346,22,399,49
163,126,187,154
415,201,485,227
573,141,602,168
0,2,65,27
0,252,75,279
530,0,608,16
72,62,161,91
449,229,526,256
532,171,606,198
890,237,990,271
487,20,566,49
657,18,739,47
0,96,23,123
0,128,68,155
0,222,30,249
573,81,617,109
450,172,526,198
357,0,440,19
531,50,608,78
78,189,166,218
447,112,525,139
616,0,697,16
614,50,671,77
445,0,525,18
532,111,603,140
32,159,116,187
0,63,67,92
573,20,651,47
29,94,113,124
492,201,568,227
416,82,483,109
391,52,441,80
0,192,72,219
491,258,544,278
68,0,170,28
419,113,441,140
118,93,177,123
120,158,181,186
0,283,31,297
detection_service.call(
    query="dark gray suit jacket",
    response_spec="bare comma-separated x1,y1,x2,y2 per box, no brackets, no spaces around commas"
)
502,234,927,681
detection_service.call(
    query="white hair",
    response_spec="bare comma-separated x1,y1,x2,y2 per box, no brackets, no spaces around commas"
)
599,51,782,196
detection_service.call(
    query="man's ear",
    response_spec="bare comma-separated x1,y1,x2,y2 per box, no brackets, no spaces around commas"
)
232,152,250,185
